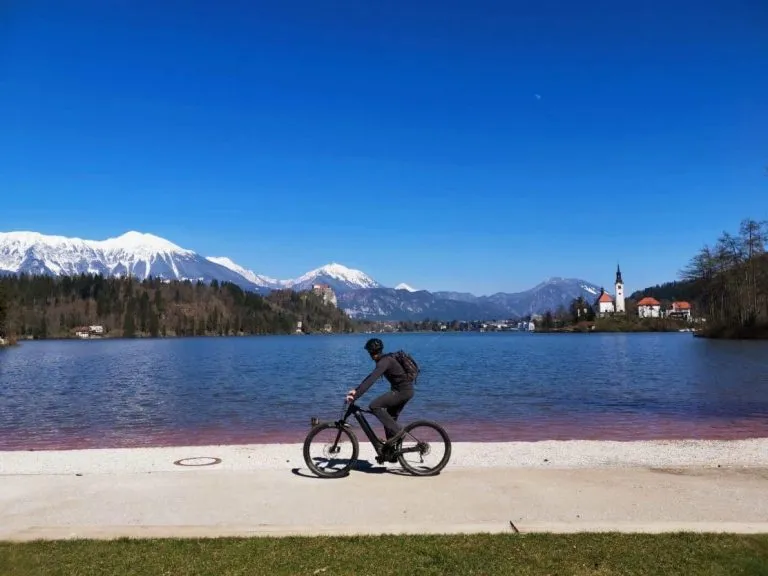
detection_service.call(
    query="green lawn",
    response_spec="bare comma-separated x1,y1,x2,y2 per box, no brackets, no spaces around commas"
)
2,533,768,576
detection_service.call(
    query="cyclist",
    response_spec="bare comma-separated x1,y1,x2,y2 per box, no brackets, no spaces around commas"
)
346,338,414,449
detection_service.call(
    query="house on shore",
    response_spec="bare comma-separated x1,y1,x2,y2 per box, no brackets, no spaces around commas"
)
637,297,662,318
73,325,105,339
668,301,692,320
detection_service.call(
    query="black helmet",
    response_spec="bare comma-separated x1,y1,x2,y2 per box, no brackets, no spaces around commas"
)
364,338,383,355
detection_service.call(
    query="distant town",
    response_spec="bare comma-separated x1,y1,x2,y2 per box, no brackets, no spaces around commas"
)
311,268,700,334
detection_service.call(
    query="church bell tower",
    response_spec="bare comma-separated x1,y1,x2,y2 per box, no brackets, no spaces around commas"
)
615,264,625,313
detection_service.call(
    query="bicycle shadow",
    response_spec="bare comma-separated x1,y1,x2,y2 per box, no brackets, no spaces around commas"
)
291,459,412,479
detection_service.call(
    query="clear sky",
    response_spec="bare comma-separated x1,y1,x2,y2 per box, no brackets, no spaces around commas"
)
1,1,766,295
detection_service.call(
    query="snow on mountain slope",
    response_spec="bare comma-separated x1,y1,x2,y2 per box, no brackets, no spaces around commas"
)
206,256,280,288
395,283,417,292
204,259,381,292
99,231,193,257
0,231,263,290
286,263,382,292
0,231,103,276
0,231,381,293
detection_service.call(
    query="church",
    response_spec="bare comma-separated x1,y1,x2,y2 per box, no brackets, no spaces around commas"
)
596,265,626,317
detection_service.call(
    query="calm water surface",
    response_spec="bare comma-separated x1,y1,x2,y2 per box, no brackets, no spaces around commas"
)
1,332,767,450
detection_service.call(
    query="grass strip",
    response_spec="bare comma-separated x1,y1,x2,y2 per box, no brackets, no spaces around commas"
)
2,533,768,576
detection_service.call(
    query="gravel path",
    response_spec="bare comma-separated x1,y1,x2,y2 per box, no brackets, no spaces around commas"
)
3,439,768,540
1,438,766,476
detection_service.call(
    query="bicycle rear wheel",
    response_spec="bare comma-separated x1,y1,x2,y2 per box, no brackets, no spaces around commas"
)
303,422,359,478
396,420,451,476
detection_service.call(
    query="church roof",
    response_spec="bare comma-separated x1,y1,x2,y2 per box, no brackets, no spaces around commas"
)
598,292,614,303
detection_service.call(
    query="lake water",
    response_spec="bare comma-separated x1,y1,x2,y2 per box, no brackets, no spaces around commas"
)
1,333,768,450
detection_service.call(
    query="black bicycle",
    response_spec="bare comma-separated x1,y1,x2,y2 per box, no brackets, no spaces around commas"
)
303,399,451,478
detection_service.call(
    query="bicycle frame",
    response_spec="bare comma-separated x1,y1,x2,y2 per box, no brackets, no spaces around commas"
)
324,400,424,459
336,401,386,452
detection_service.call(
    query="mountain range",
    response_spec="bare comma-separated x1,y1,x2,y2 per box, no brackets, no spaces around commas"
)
0,230,603,321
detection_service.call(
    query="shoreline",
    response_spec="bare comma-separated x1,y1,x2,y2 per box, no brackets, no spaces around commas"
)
2,438,767,476
5,414,768,452
5,332,355,343
5,328,708,342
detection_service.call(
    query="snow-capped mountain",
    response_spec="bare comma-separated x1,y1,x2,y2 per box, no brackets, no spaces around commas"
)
285,263,382,293
1,230,605,320
0,231,381,293
207,258,380,293
0,231,265,290
205,256,281,288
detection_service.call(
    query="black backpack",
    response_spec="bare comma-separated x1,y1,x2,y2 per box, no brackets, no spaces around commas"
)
392,350,420,384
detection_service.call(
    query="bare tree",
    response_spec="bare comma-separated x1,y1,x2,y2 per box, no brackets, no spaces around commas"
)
681,218,768,335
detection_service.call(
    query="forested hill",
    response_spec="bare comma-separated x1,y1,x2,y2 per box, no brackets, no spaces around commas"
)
629,279,704,305
0,274,358,339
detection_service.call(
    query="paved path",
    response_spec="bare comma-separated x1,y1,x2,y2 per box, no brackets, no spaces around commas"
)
2,441,768,540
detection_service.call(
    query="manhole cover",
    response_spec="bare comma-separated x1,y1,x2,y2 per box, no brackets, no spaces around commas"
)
173,457,222,467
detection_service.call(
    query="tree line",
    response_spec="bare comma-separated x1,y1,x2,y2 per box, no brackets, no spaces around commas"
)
0,280,8,341
680,218,768,337
0,273,359,339
384,319,470,332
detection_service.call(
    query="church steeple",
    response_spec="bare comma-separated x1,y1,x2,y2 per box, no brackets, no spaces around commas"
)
614,264,626,313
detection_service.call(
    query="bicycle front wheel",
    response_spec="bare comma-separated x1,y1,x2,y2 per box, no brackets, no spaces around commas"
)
303,422,359,478
397,420,451,476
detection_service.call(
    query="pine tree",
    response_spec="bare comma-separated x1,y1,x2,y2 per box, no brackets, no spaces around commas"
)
149,313,160,338
37,316,48,339
123,299,136,338
0,282,7,337
139,292,150,333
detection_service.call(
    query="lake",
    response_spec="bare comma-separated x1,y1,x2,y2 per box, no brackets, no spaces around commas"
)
1,332,767,450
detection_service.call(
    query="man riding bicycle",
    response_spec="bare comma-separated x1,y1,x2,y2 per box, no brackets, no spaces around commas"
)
346,338,415,449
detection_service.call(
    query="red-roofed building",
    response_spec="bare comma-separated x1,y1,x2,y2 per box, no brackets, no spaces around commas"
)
596,288,615,317
637,296,661,318
594,265,626,317
668,301,692,320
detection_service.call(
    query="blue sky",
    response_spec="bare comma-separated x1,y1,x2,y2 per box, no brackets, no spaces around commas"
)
1,1,766,295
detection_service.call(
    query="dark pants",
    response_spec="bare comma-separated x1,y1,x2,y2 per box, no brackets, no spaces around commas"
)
369,387,414,441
